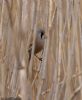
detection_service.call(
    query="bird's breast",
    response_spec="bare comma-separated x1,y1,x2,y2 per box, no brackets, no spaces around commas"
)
34,38,44,54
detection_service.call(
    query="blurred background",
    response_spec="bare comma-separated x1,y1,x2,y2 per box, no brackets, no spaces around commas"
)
0,0,82,100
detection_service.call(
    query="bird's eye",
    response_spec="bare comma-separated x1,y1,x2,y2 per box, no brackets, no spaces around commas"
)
37,29,45,38
41,32,44,38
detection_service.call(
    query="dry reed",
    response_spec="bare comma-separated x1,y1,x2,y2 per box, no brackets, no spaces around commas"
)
0,0,82,100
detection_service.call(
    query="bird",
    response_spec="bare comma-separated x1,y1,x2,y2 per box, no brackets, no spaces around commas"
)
28,29,46,61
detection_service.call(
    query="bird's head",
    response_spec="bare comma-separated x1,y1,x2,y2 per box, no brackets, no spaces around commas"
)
37,29,46,39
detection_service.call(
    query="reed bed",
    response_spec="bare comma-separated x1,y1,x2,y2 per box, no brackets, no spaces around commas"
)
0,0,82,100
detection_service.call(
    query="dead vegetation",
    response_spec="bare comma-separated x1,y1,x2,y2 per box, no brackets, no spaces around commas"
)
0,0,82,100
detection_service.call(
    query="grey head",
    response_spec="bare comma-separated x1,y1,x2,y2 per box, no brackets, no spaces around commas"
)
36,29,45,39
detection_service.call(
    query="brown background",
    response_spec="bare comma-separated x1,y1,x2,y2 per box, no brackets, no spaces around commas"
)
0,0,82,100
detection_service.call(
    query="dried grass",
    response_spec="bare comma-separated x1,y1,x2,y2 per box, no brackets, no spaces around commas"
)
0,0,82,100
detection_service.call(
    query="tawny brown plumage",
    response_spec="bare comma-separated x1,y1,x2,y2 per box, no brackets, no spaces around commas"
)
28,29,46,60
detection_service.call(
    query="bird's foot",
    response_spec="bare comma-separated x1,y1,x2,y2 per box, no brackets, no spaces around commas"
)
35,55,42,61
38,57,42,61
